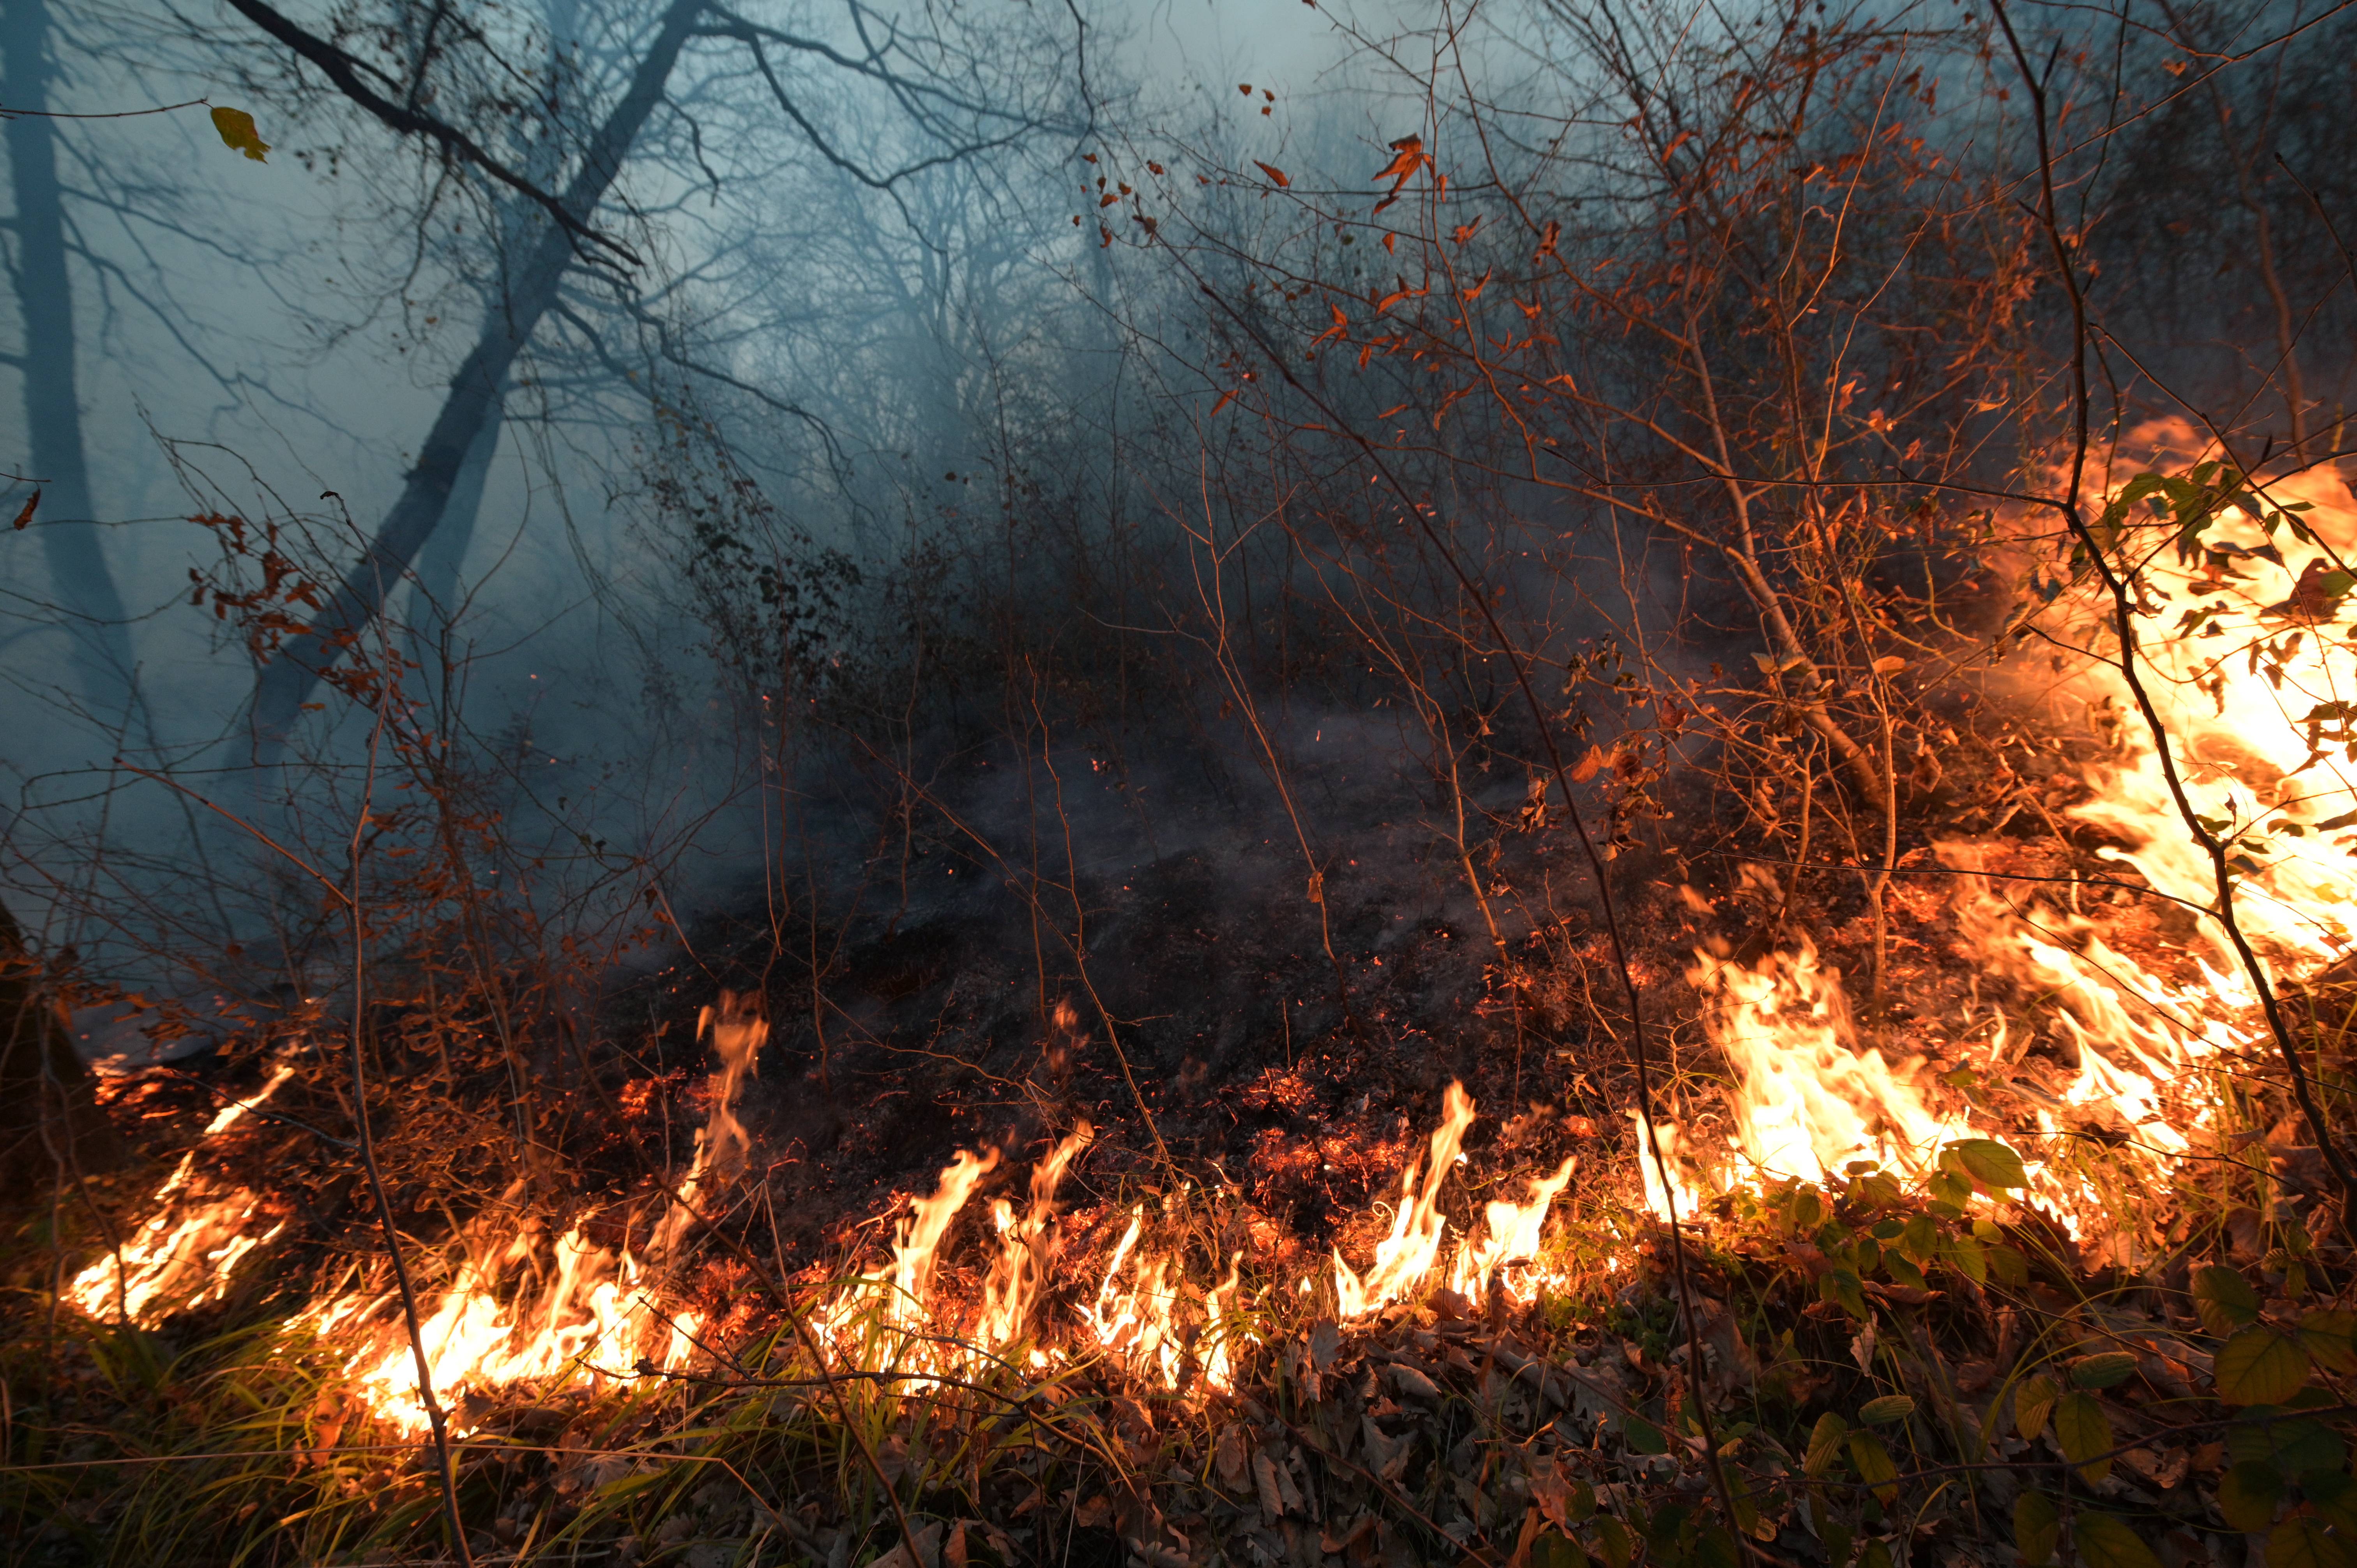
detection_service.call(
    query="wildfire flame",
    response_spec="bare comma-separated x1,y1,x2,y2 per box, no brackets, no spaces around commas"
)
303,993,775,1434
1331,1081,1475,1318
1647,434,2357,1237
70,437,2357,1441
64,1065,297,1321
1449,1154,1577,1304
1686,936,1967,1190
75,1023,1576,1421
976,1122,1091,1354
301,1205,700,1435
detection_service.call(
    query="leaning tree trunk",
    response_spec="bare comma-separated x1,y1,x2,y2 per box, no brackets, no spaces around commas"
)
2,0,139,720
406,389,505,648
249,0,705,746
0,894,124,1190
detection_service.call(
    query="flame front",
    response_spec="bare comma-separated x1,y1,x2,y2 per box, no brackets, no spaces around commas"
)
76,1037,1576,1420
1686,937,1966,1191
1647,435,2357,1238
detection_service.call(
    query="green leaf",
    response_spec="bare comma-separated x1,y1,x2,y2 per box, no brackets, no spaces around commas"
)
1901,1214,1938,1259
1623,1414,1669,1455
1858,1395,1916,1425
2016,1374,2060,1441
2300,1309,2357,1374
209,106,271,162
1821,1522,1855,1568
1534,1531,1590,1568
1942,1234,1989,1283
2271,1420,2348,1475
1590,1514,1633,1568
1883,1252,1929,1293
2054,1390,2114,1483
1947,1138,2028,1189
1846,1431,1899,1503
1694,1525,1741,1568
2194,1266,2263,1335
1988,1244,2030,1285
2266,1516,2355,1568
1804,1412,1850,1477
1820,1268,1868,1319
2216,1460,2285,1532
2014,1492,2060,1566
2307,1469,2357,1534
2073,1513,2162,1568
2215,1328,2314,1406
1857,1541,1893,1568
2069,1352,2140,1389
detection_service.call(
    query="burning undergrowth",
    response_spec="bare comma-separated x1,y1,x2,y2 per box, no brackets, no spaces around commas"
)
12,456,2357,1568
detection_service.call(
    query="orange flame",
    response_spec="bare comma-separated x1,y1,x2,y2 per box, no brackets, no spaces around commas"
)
1450,1155,1576,1303
1641,436,2357,1235
1084,1206,1184,1388
303,1203,699,1435
318,993,764,1434
64,1065,296,1321
1332,1081,1479,1317
977,1123,1091,1354
1686,936,1964,1191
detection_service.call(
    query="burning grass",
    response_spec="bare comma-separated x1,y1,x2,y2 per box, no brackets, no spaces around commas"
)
12,454,2357,1567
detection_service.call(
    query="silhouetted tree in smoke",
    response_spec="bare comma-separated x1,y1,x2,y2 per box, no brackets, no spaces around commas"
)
2,0,140,720
205,0,1082,755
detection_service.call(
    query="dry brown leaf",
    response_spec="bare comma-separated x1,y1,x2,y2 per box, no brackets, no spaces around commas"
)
868,1521,943,1568
1309,1318,1341,1371
1253,1450,1290,1522
1322,1515,1375,1555
1215,1423,1252,1491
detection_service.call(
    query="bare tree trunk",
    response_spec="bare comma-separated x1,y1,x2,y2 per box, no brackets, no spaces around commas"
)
250,0,703,746
2,0,138,719
406,390,505,643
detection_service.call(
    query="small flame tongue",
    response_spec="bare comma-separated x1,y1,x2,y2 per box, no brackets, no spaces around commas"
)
84,1033,1586,1423
1686,937,1961,1191
1332,1081,1475,1318
318,998,768,1435
977,1122,1091,1351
